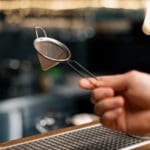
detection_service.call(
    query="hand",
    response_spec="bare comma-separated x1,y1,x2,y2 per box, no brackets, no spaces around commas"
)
79,70,150,136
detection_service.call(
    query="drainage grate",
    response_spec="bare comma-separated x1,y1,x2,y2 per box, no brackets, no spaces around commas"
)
2,124,146,150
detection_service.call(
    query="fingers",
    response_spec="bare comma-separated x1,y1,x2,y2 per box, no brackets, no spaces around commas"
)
93,95,126,132
94,96,124,115
91,87,114,104
79,73,128,133
101,107,126,132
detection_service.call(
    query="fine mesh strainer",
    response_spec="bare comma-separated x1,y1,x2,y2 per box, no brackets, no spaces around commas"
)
34,26,97,79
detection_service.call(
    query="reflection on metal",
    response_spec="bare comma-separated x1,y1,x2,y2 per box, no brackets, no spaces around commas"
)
0,0,147,11
142,0,150,35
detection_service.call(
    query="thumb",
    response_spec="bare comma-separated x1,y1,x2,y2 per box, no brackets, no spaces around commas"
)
96,74,127,91
79,74,128,91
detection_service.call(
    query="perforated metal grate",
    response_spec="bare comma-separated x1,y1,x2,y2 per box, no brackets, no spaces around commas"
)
2,124,145,150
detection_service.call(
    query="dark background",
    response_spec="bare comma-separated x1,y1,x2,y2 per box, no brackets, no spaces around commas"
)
0,8,149,100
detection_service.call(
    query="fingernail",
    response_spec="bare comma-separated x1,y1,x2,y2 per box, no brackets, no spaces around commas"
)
80,78,90,85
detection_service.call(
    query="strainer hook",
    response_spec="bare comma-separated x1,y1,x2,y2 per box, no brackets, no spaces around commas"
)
35,26,47,38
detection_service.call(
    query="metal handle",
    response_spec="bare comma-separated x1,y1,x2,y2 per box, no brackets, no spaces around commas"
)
35,26,47,38
67,60,97,79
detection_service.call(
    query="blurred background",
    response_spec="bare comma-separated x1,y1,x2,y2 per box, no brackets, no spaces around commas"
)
0,0,150,142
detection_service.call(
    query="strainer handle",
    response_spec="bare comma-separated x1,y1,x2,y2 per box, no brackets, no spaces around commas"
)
35,26,47,38
67,60,97,79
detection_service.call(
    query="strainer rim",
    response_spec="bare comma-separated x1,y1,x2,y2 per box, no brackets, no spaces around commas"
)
34,37,71,62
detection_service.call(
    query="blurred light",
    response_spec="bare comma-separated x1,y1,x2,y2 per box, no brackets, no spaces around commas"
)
95,20,131,33
142,0,150,35
9,59,20,70
0,0,100,10
0,0,147,11
100,0,147,10
101,0,118,9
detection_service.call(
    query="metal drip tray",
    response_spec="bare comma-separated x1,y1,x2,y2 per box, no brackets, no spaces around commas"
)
0,123,148,150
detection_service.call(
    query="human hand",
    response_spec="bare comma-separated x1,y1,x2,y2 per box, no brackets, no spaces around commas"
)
79,70,150,136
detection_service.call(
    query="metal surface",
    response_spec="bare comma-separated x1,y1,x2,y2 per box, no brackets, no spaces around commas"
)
0,124,146,150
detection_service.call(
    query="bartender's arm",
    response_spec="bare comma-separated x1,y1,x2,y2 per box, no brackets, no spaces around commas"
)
79,70,150,136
